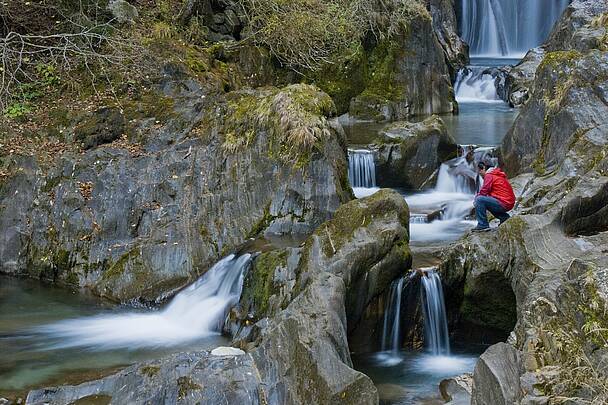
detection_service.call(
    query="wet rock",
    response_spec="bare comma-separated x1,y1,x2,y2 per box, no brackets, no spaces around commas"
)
26,189,412,405
440,373,472,405
75,107,125,149
471,343,521,405
375,115,457,189
26,352,263,405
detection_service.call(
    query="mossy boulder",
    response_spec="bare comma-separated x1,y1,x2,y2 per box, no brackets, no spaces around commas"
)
375,115,457,189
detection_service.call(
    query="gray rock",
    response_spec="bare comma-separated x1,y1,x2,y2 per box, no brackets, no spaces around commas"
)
375,115,457,189
471,343,521,405
440,373,473,405
502,50,608,176
503,48,545,107
0,79,350,303
107,0,138,24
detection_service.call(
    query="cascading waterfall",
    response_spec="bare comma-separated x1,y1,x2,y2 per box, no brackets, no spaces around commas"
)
459,0,570,57
454,67,501,103
348,149,376,188
35,254,252,350
381,277,405,352
420,269,450,356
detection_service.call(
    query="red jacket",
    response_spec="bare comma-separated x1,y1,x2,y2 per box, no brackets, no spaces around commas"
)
477,167,515,210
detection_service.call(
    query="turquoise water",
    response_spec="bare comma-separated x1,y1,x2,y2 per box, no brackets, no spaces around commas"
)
0,276,227,396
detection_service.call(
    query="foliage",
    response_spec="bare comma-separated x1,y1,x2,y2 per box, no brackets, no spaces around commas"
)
241,0,428,71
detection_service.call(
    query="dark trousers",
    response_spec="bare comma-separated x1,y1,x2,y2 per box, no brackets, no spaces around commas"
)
475,196,510,228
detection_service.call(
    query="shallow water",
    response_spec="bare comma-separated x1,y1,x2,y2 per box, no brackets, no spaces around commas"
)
353,347,482,405
0,276,227,395
441,102,517,146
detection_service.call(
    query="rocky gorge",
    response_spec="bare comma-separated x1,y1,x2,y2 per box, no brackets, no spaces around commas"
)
1,0,607,404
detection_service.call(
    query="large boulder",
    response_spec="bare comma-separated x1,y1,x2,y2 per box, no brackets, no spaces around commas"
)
502,50,608,176
0,71,351,303
375,115,457,189
471,343,521,405
26,189,412,405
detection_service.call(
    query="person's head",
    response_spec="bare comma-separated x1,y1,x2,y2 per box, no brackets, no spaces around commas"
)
477,159,494,178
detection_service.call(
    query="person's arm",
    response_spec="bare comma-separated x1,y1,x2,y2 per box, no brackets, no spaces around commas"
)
477,173,494,197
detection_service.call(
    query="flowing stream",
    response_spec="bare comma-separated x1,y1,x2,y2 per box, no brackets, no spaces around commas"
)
348,149,380,198
0,254,250,394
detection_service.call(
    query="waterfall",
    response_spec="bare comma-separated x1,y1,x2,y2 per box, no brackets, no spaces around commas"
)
35,254,252,350
420,269,450,355
459,0,570,57
454,67,501,103
381,277,405,352
348,149,376,188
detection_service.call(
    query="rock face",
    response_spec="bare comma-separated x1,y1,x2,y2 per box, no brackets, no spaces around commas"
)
26,189,412,405
438,3,608,402
375,115,457,189
502,48,545,107
0,71,350,303
428,0,469,76
349,10,456,121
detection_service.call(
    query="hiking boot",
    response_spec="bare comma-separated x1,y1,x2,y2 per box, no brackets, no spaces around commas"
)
471,226,492,233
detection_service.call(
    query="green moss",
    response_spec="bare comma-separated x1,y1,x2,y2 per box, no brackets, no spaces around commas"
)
243,249,289,317
360,40,404,102
102,248,141,281
177,376,201,399
538,51,582,72
247,203,275,239
220,84,335,165
140,365,160,378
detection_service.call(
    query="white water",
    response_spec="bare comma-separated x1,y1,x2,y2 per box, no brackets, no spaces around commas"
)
35,254,251,350
459,0,570,58
454,67,502,103
348,149,376,188
421,269,450,356
381,277,405,353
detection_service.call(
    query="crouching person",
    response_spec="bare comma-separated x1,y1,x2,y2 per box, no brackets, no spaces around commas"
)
472,160,515,232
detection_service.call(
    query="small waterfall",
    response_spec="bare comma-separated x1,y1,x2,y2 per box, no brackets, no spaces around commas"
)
381,277,405,352
459,0,570,57
454,67,501,103
35,254,252,350
348,149,376,188
420,269,450,356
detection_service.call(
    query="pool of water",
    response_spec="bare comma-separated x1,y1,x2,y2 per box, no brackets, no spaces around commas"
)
353,346,484,405
441,102,517,146
0,276,227,397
